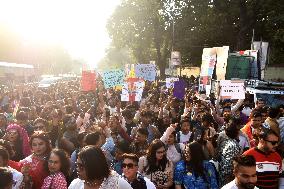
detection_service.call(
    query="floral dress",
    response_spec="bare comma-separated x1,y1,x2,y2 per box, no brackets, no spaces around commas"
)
174,160,218,189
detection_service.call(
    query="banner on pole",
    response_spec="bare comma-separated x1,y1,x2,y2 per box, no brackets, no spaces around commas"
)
171,51,181,66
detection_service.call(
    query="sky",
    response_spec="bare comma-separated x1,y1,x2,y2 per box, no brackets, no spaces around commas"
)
0,0,121,68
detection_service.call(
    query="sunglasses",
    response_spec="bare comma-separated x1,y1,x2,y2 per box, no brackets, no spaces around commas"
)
264,139,279,146
122,163,137,169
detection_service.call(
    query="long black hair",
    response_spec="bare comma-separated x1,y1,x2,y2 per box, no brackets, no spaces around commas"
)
145,139,168,175
78,146,110,180
185,142,207,180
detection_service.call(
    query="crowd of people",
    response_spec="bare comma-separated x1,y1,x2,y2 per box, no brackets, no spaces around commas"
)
0,77,283,189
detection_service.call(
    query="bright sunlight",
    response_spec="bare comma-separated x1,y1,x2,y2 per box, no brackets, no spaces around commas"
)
0,0,120,68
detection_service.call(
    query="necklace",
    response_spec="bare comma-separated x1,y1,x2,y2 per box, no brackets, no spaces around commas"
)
85,180,102,187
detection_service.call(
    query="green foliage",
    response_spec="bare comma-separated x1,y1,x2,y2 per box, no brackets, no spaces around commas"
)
106,0,283,76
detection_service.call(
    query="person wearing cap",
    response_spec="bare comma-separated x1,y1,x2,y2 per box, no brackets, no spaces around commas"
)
243,125,282,189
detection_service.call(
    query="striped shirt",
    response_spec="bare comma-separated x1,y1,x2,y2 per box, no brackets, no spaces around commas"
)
244,148,282,189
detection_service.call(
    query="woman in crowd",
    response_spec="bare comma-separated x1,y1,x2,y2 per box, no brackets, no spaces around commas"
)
174,141,218,189
42,148,70,189
138,139,173,189
216,118,242,186
20,132,51,189
68,145,132,189
160,123,184,165
5,123,31,161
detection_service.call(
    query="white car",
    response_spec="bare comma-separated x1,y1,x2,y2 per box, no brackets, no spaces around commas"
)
38,77,61,88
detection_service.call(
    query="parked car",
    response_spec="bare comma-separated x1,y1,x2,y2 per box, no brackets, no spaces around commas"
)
38,77,61,88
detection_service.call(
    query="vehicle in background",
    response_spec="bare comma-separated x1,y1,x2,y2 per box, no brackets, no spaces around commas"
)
38,77,61,88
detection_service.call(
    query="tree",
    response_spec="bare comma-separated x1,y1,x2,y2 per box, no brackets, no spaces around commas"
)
106,0,283,69
107,0,171,78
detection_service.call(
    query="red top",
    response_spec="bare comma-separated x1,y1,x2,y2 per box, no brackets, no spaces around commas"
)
244,148,282,189
8,160,22,171
20,155,49,189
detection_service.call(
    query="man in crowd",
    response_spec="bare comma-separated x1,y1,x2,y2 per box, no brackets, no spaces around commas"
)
241,112,262,147
122,153,155,189
222,155,258,189
130,127,149,158
244,126,282,189
131,110,160,143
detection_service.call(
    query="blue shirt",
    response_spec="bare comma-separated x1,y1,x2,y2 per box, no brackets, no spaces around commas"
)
174,160,218,189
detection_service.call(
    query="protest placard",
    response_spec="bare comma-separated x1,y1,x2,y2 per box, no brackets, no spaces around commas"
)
125,64,136,78
102,69,125,89
220,80,245,99
121,78,145,102
199,48,216,95
166,78,179,88
215,46,229,80
135,64,156,81
81,71,96,92
173,79,187,100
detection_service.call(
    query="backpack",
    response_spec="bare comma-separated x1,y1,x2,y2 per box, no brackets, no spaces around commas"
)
166,143,181,154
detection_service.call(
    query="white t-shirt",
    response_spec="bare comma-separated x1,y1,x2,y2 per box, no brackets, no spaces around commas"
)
144,177,156,189
178,131,191,143
9,166,23,189
221,179,259,189
239,134,250,151
68,172,132,189
242,107,252,117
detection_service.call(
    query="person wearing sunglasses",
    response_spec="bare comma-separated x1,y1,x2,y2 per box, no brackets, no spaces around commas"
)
243,125,282,189
122,153,155,189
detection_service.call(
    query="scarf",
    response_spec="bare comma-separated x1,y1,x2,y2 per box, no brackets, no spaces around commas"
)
122,172,147,189
7,123,31,157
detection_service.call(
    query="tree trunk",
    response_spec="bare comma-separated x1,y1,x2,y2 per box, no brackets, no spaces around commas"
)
237,0,248,50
